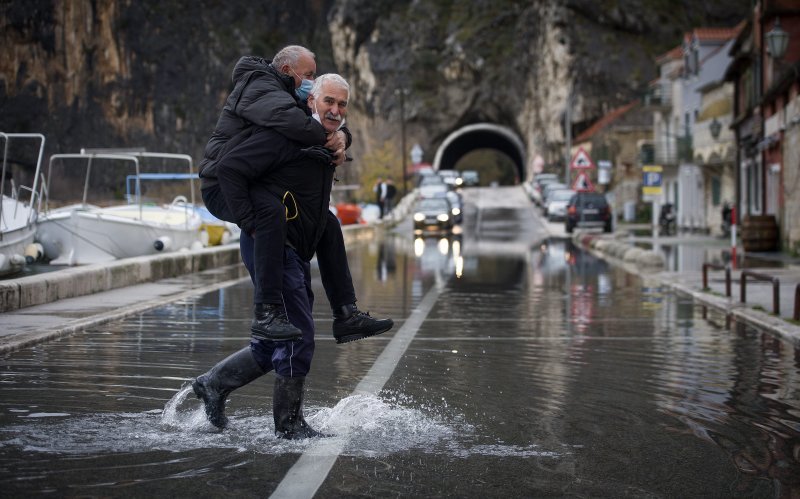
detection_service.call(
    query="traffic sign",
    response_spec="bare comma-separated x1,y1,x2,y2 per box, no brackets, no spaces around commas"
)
642,165,663,196
572,172,595,192
570,147,595,170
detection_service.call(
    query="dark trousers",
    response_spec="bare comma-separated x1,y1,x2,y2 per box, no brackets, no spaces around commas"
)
202,185,356,309
243,245,316,377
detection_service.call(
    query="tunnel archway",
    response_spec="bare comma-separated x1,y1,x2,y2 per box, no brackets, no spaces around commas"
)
432,123,526,182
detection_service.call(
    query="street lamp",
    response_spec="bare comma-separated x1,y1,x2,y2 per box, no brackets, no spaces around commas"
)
766,18,789,60
395,88,410,195
709,117,722,140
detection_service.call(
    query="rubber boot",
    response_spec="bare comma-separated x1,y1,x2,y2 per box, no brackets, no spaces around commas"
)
273,375,330,439
251,303,302,341
192,347,265,429
332,303,394,344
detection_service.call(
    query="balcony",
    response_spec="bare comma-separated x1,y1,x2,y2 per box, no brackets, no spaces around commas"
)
653,135,693,165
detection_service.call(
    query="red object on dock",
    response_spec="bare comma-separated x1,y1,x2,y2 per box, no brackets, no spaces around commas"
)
335,203,362,225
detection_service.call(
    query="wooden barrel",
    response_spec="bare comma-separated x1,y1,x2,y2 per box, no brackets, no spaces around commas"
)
741,215,779,252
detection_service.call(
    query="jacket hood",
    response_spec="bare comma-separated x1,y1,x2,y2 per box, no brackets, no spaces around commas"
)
231,56,271,83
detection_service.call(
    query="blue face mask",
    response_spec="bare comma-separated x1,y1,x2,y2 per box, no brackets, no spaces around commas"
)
293,71,314,101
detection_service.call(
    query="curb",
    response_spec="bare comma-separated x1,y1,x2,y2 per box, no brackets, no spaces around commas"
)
572,231,800,345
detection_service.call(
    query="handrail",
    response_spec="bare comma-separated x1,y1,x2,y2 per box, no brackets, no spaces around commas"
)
740,270,780,315
702,262,731,297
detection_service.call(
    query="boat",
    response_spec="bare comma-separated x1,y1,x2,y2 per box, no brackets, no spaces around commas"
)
0,133,45,277
36,151,204,265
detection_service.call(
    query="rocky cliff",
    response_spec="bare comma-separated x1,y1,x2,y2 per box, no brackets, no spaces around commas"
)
1,0,750,189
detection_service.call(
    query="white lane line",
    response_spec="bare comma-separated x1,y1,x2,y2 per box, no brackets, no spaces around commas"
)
269,283,443,499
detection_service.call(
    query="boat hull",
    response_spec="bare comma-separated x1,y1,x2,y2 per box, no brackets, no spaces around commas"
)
37,204,203,265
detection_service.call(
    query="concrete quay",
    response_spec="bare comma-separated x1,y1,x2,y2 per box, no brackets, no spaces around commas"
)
0,223,380,354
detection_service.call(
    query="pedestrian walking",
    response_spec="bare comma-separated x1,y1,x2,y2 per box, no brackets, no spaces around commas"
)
374,177,386,219
384,176,397,216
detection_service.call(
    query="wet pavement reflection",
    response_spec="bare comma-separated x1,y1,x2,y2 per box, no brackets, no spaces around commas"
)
1,187,799,497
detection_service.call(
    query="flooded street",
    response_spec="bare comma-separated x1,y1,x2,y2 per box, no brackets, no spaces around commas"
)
1,186,799,497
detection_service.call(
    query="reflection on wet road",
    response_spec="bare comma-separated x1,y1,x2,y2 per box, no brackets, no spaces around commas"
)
1,186,799,497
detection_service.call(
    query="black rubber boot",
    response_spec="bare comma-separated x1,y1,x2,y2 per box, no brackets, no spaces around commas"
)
273,375,330,440
332,303,394,344
191,347,266,429
251,303,302,341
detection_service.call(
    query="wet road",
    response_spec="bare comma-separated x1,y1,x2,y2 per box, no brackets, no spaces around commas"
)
1,186,799,497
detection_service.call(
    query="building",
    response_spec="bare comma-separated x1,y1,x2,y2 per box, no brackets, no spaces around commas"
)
725,0,800,253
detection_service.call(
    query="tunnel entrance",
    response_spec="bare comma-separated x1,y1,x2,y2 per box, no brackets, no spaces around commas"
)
432,123,526,184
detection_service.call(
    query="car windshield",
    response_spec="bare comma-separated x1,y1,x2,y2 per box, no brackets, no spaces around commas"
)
419,199,449,211
420,175,445,186
551,189,576,201
577,194,607,206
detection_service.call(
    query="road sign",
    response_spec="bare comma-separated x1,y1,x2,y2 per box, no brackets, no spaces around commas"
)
597,160,611,184
572,171,595,192
570,147,595,170
642,165,663,196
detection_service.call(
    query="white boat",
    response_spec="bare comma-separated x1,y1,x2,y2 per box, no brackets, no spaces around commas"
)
36,151,204,265
0,133,45,277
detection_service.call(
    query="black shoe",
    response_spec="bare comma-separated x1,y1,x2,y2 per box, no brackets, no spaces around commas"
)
251,303,302,341
273,375,331,440
332,303,394,344
192,347,266,429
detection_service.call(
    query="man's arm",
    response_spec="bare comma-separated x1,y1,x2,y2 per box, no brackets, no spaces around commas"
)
237,83,326,147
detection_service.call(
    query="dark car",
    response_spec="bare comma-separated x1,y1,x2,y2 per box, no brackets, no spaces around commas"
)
413,197,454,234
565,192,612,233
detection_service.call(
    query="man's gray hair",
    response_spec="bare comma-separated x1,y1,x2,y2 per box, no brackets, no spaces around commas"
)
310,74,350,99
271,45,315,69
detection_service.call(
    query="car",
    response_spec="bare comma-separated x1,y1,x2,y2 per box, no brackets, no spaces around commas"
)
541,182,568,207
413,197,454,234
461,170,479,186
530,174,560,205
438,169,463,188
565,192,612,233
544,188,576,221
418,174,449,198
445,190,463,224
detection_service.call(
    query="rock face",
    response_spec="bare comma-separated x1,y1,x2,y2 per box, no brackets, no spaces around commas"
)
1,0,749,188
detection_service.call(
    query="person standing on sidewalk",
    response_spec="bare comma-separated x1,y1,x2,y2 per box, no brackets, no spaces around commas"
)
193,74,363,438
197,46,392,344
374,176,386,219
383,176,397,216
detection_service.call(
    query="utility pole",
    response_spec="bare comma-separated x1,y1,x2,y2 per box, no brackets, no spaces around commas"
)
564,86,572,184
395,88,410,195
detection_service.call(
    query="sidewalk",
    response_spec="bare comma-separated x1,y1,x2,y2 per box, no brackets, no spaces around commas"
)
566,225,800,345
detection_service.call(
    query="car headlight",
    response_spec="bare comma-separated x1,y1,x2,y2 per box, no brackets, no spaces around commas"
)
451,208,461,216
437,214,449,222
413,213,425,222
455,178,463,186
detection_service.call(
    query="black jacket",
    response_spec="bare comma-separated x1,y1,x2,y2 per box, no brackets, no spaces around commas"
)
198,56,330,188
217,127,335,261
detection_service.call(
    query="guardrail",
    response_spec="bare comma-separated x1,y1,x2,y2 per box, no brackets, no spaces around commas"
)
740,270,780,315
702,263,731,297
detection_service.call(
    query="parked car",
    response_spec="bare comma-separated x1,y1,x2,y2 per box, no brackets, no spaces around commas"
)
544,188,576,221
461,170,479,186
530,173,560,205
445,190,463,224
565,192,612,233
418,174,449,198
413,197,454,234
541,182,568,207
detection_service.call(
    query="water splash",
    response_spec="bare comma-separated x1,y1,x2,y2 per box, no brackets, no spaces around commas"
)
0,391,563,459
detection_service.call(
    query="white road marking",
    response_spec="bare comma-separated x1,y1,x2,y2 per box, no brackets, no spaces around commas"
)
269,283,443,499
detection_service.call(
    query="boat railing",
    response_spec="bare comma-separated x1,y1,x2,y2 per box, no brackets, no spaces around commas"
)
80,149,196,207
47,153,144,220
0,132,46,234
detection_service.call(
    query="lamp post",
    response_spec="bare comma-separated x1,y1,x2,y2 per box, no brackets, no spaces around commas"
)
395,88,410,195
709,117,722,141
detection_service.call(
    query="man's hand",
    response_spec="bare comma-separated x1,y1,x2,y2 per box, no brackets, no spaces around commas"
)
326,131,347,166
